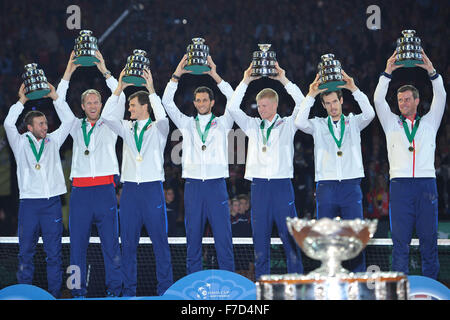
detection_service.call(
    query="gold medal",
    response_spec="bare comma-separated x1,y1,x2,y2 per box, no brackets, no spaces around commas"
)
337,150,343,157
202,145,206,151
262,146,267,152
136,154,143,162
35,163,41,170
408,146,414,152
84,149,89,156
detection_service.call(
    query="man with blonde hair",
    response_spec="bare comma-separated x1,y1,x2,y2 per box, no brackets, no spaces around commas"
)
54,50,123,298
227,62,305,280
80,89,102,106
256,88,278,103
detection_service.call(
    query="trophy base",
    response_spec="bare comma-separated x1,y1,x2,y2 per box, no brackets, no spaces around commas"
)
394,59,424,68
319,81,346,92
256,272,408,300
250,73,278,77
25,89,51,100
74,56,100,67
123,76,146,87
184,64,211,75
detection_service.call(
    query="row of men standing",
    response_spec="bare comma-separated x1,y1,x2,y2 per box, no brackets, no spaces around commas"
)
4,49,445,298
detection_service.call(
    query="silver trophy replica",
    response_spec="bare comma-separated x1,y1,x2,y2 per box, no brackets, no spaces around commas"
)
256,217,409,300
395,30,424,68
185,37,210,75
317,53,346,92
22,63,50,100
123,49,150,87
73,30,99,67
251,44,278,77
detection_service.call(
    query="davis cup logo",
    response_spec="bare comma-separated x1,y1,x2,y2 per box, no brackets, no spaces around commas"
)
196,284,210,299
194,282,231,299
163,269,256,300
176,278,238,300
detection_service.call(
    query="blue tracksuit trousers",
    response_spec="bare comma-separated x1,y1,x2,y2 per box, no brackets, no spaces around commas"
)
315,178,366,273
17,196,63,298
119,181,173,296
250,178,303,280
184,178,235,274
389,178,439,279
69,183,122,297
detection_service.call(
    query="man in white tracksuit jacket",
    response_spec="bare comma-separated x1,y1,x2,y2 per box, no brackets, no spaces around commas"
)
373,50,446,279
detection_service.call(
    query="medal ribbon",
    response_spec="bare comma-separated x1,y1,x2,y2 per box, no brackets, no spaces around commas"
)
327,115,345,149
81,118,96,148
260,115,279,146
195,114,216,144
328,114,345,149
134,118,152,153
26,135,45,163
399,115,421,144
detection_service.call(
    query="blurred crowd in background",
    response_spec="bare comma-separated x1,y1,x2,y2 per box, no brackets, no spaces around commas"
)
0,0,448,237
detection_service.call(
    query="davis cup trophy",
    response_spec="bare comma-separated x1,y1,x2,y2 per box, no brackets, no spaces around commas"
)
185,37,210,75
251,44,278,77
73,30,99,66
123,49,150,87
395,30,424,68
317,53,346,92
22,63,50,100
256,217,409,300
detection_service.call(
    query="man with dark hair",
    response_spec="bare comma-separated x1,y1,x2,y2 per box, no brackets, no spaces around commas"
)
128,91,149,104
193,86,214,100
53,51,123,298
227,62,305,280
320,88,343,102
295,71,375,272
162,55,235,274
374,50,446,279
232,194,252,237
164,187,179,236
397,85,419,100
24,110,46,127
237,194,250,214
4,82,73,298
128,90,155,117
102,68,173,296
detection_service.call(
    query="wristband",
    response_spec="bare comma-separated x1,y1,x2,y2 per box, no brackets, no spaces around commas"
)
103,70,111,78
428,69,438,80
171,74,181,81
381,71,392,79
